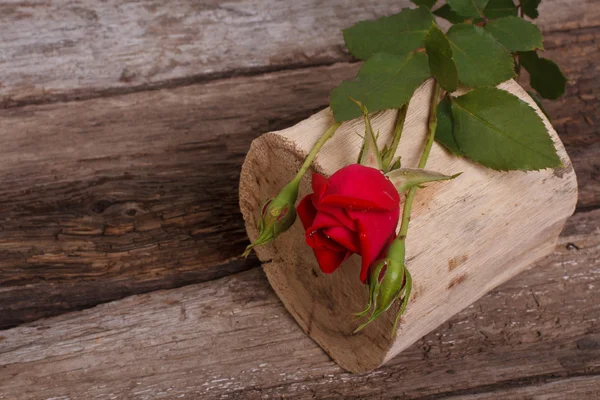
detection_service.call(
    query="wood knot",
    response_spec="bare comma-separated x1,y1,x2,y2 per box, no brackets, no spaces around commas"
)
448,254,469,271
91,200,113,214
447,274,468,289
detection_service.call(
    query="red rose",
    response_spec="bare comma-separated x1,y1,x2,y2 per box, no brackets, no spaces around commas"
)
297,164,400,282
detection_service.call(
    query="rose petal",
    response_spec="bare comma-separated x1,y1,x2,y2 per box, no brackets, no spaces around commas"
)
313,248,352,274
297,194,317,229
351,208,400,283
324,226,360,253
320,164,400,211
308,229,346,251
312,173,328,199
311,200,356,231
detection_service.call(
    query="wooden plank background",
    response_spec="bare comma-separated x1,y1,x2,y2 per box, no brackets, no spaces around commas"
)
0,0,599,398
0,1,598,330
1,209,599,399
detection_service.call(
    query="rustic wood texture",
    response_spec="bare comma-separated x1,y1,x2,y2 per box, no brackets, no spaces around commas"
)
0,0,597,396
0,24,598,329
239,79,578,372
1,209,598,399
0,0,598,106
447,376,600,400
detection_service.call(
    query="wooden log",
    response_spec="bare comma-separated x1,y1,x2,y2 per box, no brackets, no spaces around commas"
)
0,26,598,329
0,0,598,106
239,79,578,372
0,209,598,399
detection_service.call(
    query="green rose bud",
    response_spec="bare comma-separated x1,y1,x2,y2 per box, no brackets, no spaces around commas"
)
354,240,412,334
242,180,299,257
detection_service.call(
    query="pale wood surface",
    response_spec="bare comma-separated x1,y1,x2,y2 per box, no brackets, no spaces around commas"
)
0,0,597,105
239,79,577,372
1,209,598,399
0,26,598,329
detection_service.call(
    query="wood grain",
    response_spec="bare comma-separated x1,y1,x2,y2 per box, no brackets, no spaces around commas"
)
1,209,598,399
0,26,598,329
0,0,598,106
0,62,360,330
239,78,578,372
447,376,600,399
539,27,600,211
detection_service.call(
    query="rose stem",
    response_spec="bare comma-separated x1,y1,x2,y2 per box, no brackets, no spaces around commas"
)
383,81,440,328
290,121,342,186
382,104,408,171
398,81,440,243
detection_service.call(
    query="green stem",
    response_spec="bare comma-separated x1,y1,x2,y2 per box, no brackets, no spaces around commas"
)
397,82,440,240
291,121,342,186
382,104,408,171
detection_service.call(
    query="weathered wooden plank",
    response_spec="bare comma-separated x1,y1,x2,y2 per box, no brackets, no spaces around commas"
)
0,209,599,399
534,27,600,210
0,62,359,330
447,376,600,399
0,26,597,329
0,0,598,106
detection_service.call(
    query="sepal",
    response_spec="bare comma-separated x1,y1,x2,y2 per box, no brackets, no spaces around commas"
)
386,167,460,193
354,240,412,334
351,98,384,170
242,180,298,257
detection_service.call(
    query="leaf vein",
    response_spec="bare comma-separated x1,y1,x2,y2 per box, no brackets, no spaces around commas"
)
453,101,557,161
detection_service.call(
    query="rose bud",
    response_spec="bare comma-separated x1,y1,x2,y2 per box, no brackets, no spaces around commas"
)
297,164,400,280
354,240,412,334
242,181,298,258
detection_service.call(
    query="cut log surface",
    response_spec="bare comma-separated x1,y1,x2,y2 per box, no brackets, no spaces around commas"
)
1,209,599,399
239,78,578,372
0,0,598,106
0,24,598,329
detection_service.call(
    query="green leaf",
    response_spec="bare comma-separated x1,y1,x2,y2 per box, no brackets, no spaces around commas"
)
435,95,464,156
521,0,542,19
386,167,460,193
451,87,561,170
483,0,518,18
447,0,490,18
351,99,384,169
447,24,514,87
520,51,567,100
425,24,459,92
330,52,430,122
411,0,437,9
527,90,551,121
433,4,466,23
484,16,543,51
343,7,434,60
